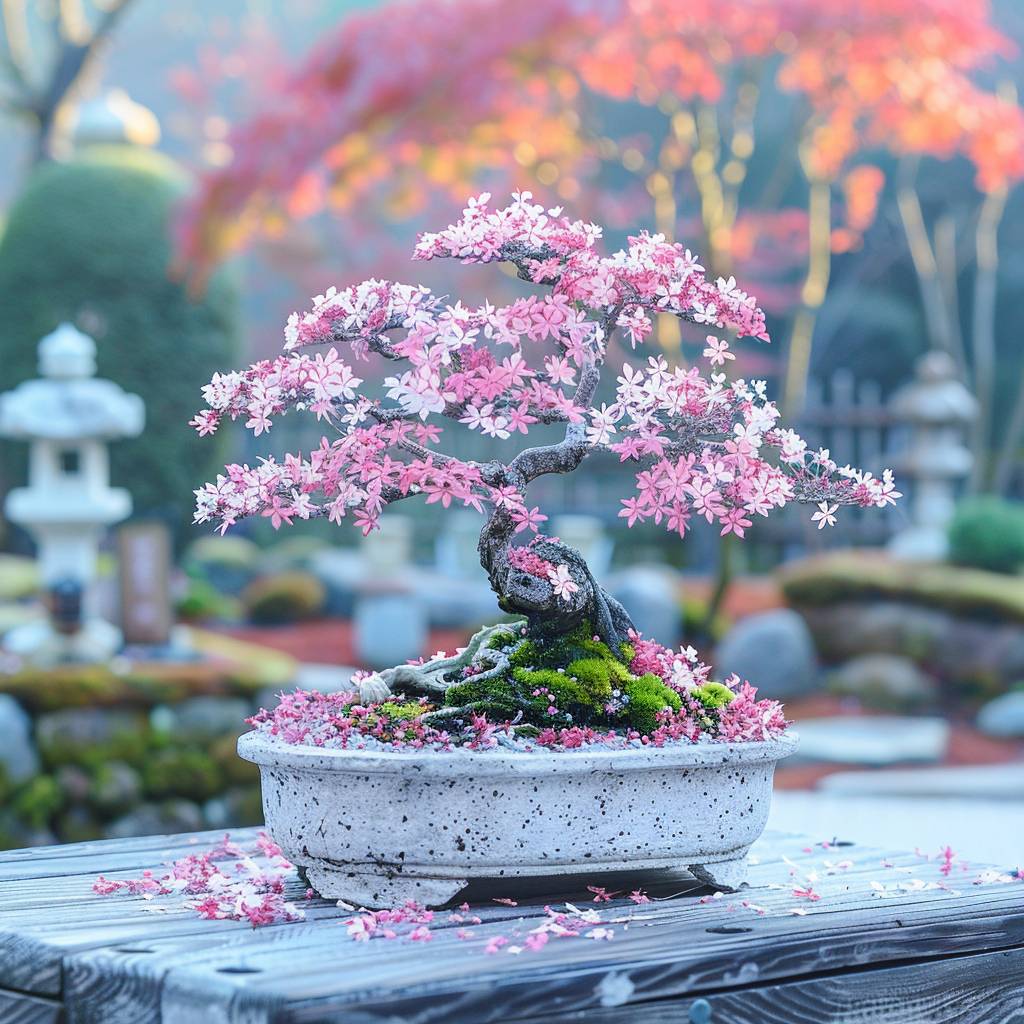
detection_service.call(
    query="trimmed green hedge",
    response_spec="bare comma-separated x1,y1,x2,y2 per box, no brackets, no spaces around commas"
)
948,497,1024,575
0,146,240,542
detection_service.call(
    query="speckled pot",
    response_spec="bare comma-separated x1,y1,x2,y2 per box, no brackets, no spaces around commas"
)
237,730,798,909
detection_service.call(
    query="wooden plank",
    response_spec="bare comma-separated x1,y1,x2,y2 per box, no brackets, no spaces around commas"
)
523,947,1024,1024
0,829,810,997
0,828,262,881
84,876,1020,1022
57,837,926,1020
6,826,1023,1022
0,989,62,1024
158,891,1024,1024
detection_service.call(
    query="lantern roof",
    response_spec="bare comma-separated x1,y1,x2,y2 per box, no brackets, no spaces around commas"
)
0,324,144,441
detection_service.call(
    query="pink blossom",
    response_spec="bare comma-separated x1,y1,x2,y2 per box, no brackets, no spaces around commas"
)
547,563,579,602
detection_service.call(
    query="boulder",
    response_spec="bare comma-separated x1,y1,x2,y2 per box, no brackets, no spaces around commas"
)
107,799,203,839
976,690,1024,738
167,696,250,742
609,566,682,648
353,591,427,670
0,695,38,784
714,609,817,698
828,654,937,710
35,708,146,764
793,716,950,765
89,761,143,814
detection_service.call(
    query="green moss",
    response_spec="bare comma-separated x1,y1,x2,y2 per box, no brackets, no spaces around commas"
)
619,642,636,663
143,749,223,802
509,640,539,668
12,776,63,830
513,667,592,708
692,682,737,709
377,701,426,722
564,658,613,699
622,674,682,734
485,630,517,650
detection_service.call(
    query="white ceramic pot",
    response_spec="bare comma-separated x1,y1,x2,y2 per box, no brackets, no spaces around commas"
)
238,731,798,908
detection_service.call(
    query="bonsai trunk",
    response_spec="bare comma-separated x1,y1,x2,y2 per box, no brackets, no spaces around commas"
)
477,511,635,654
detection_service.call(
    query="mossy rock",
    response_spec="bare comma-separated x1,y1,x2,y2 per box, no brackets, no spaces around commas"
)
175,578,242,623
11,775,64,829
1,633,296,712
779,553,1024,624
209,733,261,786
88,761,143,815
35,708,151,768
184,535,262,571
143,748,224,802
242,572,326,625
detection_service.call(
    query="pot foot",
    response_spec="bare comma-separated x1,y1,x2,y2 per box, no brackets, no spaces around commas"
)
689,857,748,892
304,865,469,909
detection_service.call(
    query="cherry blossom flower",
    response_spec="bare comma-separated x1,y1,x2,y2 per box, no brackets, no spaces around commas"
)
547,563,580,601
702,335,734,367
811,501,839,529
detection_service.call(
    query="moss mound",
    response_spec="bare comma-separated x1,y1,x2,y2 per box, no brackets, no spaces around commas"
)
779,553,1024,624
442,622,682,733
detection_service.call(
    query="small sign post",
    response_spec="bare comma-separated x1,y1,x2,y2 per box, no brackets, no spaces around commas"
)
117,521,173,647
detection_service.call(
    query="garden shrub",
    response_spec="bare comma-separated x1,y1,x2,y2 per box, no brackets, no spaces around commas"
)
243,571,326,624
175,577,242,623
0,146,240,541
948,497,1024,575
143,748,224,801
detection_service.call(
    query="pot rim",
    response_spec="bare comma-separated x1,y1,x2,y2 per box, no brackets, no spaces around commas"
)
238,728,799,776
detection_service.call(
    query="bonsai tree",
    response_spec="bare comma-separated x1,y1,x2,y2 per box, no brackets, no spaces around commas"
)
194,193,897,740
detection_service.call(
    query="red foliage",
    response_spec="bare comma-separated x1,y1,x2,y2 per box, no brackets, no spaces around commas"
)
179,0,1024,273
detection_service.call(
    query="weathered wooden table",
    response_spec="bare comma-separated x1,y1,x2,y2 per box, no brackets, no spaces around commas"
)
1,826,1022,1023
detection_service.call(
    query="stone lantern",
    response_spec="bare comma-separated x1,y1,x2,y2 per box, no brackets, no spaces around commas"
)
0,324,144,661
888,350,978,561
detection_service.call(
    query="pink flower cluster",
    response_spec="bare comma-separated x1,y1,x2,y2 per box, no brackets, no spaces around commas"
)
92,832,304,927
193,192,895,540
247,689,456,750
625,630,790,744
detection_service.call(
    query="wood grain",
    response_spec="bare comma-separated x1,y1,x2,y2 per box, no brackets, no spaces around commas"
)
0,989,62,1024
526,948,1024,1024
2,828,1022,1024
